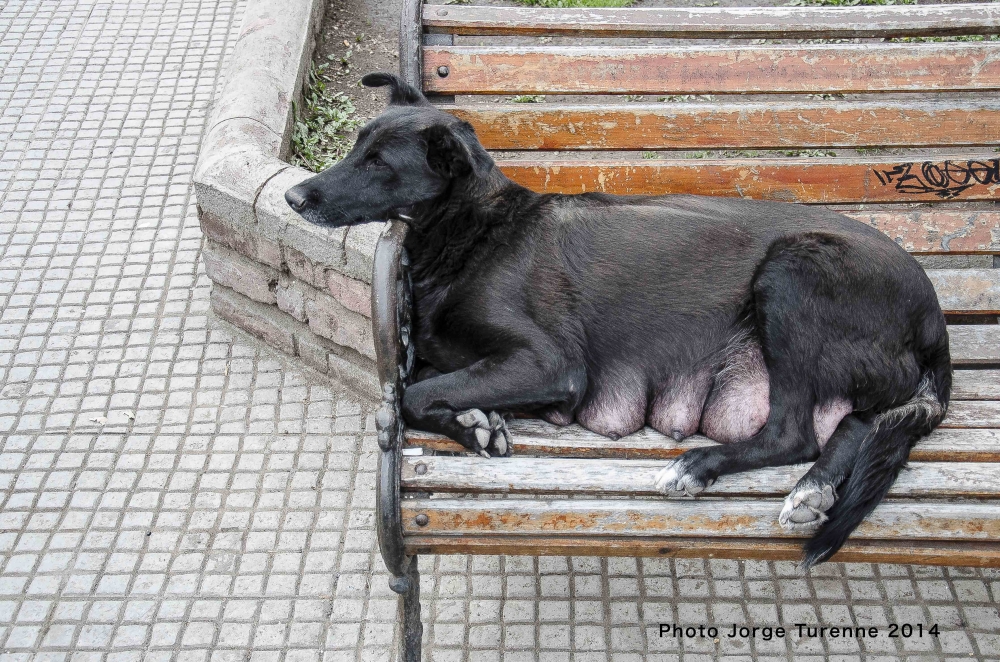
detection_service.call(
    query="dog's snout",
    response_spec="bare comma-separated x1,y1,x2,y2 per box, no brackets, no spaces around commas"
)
285,185,315,213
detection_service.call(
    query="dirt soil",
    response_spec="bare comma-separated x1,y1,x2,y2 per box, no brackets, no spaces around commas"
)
306,0,403,144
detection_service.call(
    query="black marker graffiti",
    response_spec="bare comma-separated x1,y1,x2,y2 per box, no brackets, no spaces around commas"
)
874,158,999,199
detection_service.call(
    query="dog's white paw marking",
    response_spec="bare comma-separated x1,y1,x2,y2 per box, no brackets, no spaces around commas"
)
457,409,489,428
456,408,511,457
653,458,711,497
778,481,837,530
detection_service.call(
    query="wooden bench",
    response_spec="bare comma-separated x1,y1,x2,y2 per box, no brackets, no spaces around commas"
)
374,3,1000,658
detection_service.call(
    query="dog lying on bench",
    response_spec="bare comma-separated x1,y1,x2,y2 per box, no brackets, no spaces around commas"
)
285,72,951,566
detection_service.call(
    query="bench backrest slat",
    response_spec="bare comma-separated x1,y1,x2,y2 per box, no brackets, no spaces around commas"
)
496,156,1000,203
424,4,1000,39
424,44,1000,95
449,102,1000,151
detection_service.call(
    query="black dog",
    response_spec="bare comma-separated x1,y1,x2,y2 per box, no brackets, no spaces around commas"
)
285,73,951,566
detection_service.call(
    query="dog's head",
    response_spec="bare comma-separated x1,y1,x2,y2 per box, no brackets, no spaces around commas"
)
285,72,485,227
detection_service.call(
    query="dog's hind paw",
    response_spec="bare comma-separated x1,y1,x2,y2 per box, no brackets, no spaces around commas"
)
653,457,713,497
778,481,836,530
456,409,512,457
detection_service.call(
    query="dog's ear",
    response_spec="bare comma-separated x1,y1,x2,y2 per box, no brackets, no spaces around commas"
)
422,124,472,180
361,72,429,106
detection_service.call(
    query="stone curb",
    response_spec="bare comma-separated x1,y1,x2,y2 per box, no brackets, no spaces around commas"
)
193,0,382,395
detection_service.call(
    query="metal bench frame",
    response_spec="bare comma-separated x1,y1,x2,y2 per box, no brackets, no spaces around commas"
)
375,3,1000,660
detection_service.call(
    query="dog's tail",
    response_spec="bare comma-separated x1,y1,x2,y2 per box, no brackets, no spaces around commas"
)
802,359,950,568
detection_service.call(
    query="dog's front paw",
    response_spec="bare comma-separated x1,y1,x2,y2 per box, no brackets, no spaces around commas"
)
455,409,512,458
653,456,713,497
778,481,836,530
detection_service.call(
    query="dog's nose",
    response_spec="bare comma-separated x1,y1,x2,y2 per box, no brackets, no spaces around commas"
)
285,185,313,213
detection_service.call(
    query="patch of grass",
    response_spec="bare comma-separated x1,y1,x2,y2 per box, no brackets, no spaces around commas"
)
623,94,645,102
686,149,837,159
513,0,635,8
786,0,914,6
658,94,715,103
780,149,837,158
290,63,363,173
892,34,999,43
641,151,657,159
509,95,546,103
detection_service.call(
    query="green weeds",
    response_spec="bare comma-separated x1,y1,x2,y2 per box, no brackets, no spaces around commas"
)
513,0,634,8
290,62,363,173
786,0,914,6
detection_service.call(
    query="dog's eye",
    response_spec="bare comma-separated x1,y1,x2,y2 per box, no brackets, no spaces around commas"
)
366,154,389,170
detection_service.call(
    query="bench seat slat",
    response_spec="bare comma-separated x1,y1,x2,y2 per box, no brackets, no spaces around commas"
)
449,102,1000,151
402,498,1000,540
405,425,1000,462
403,535,1000,567
402,458,1000,498
424,44,1000,95
424,4,1000,39
939,401,1000,428
495,156,1000,203
952,369,1000,400
926,270,1000,315
950,326,1000,365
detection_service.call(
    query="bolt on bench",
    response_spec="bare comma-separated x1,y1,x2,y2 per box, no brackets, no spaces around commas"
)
373,2,1000,659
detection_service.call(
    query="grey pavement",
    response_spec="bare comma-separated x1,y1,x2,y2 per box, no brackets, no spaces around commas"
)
1,1,999,661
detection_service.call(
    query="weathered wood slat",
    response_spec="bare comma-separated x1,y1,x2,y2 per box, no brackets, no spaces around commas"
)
927,270,1000,315
402,458,1000,498
953,370,1000,400
949,325,1000,365
405,425,1000,462
423,4,1000,39
495,156,1000,203
849,210,1000,255
402,498,1000,540
941,401,1000,428
423,44,1000,95
449,102,1000,151
403,535,1000,567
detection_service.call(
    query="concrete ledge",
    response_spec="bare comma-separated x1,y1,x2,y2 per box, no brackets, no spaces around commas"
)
194,0,381,396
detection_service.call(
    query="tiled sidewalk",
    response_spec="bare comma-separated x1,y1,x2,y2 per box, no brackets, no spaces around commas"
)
1,1,999,661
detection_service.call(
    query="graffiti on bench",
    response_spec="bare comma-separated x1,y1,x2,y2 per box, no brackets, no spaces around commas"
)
874,158,1000,199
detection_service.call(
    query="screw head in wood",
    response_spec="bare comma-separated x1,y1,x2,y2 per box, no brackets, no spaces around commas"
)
437,65,449,78
415,513,429,526
415,462,427,475
437,9,447,16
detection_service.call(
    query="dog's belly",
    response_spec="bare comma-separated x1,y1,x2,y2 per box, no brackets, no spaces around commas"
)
576,371,646,440
573,342,852,445
648,370,714,441
698,340,852,446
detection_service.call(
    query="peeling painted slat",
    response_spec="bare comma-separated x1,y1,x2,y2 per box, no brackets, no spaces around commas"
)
448,102,1000,151
402,458,1000,498
402,498,1000,540
423,4,1000,39
424,44,1000,95
847,211,1000,255
927,269,1000,314
406,422,1000,462
495,156,1000,204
